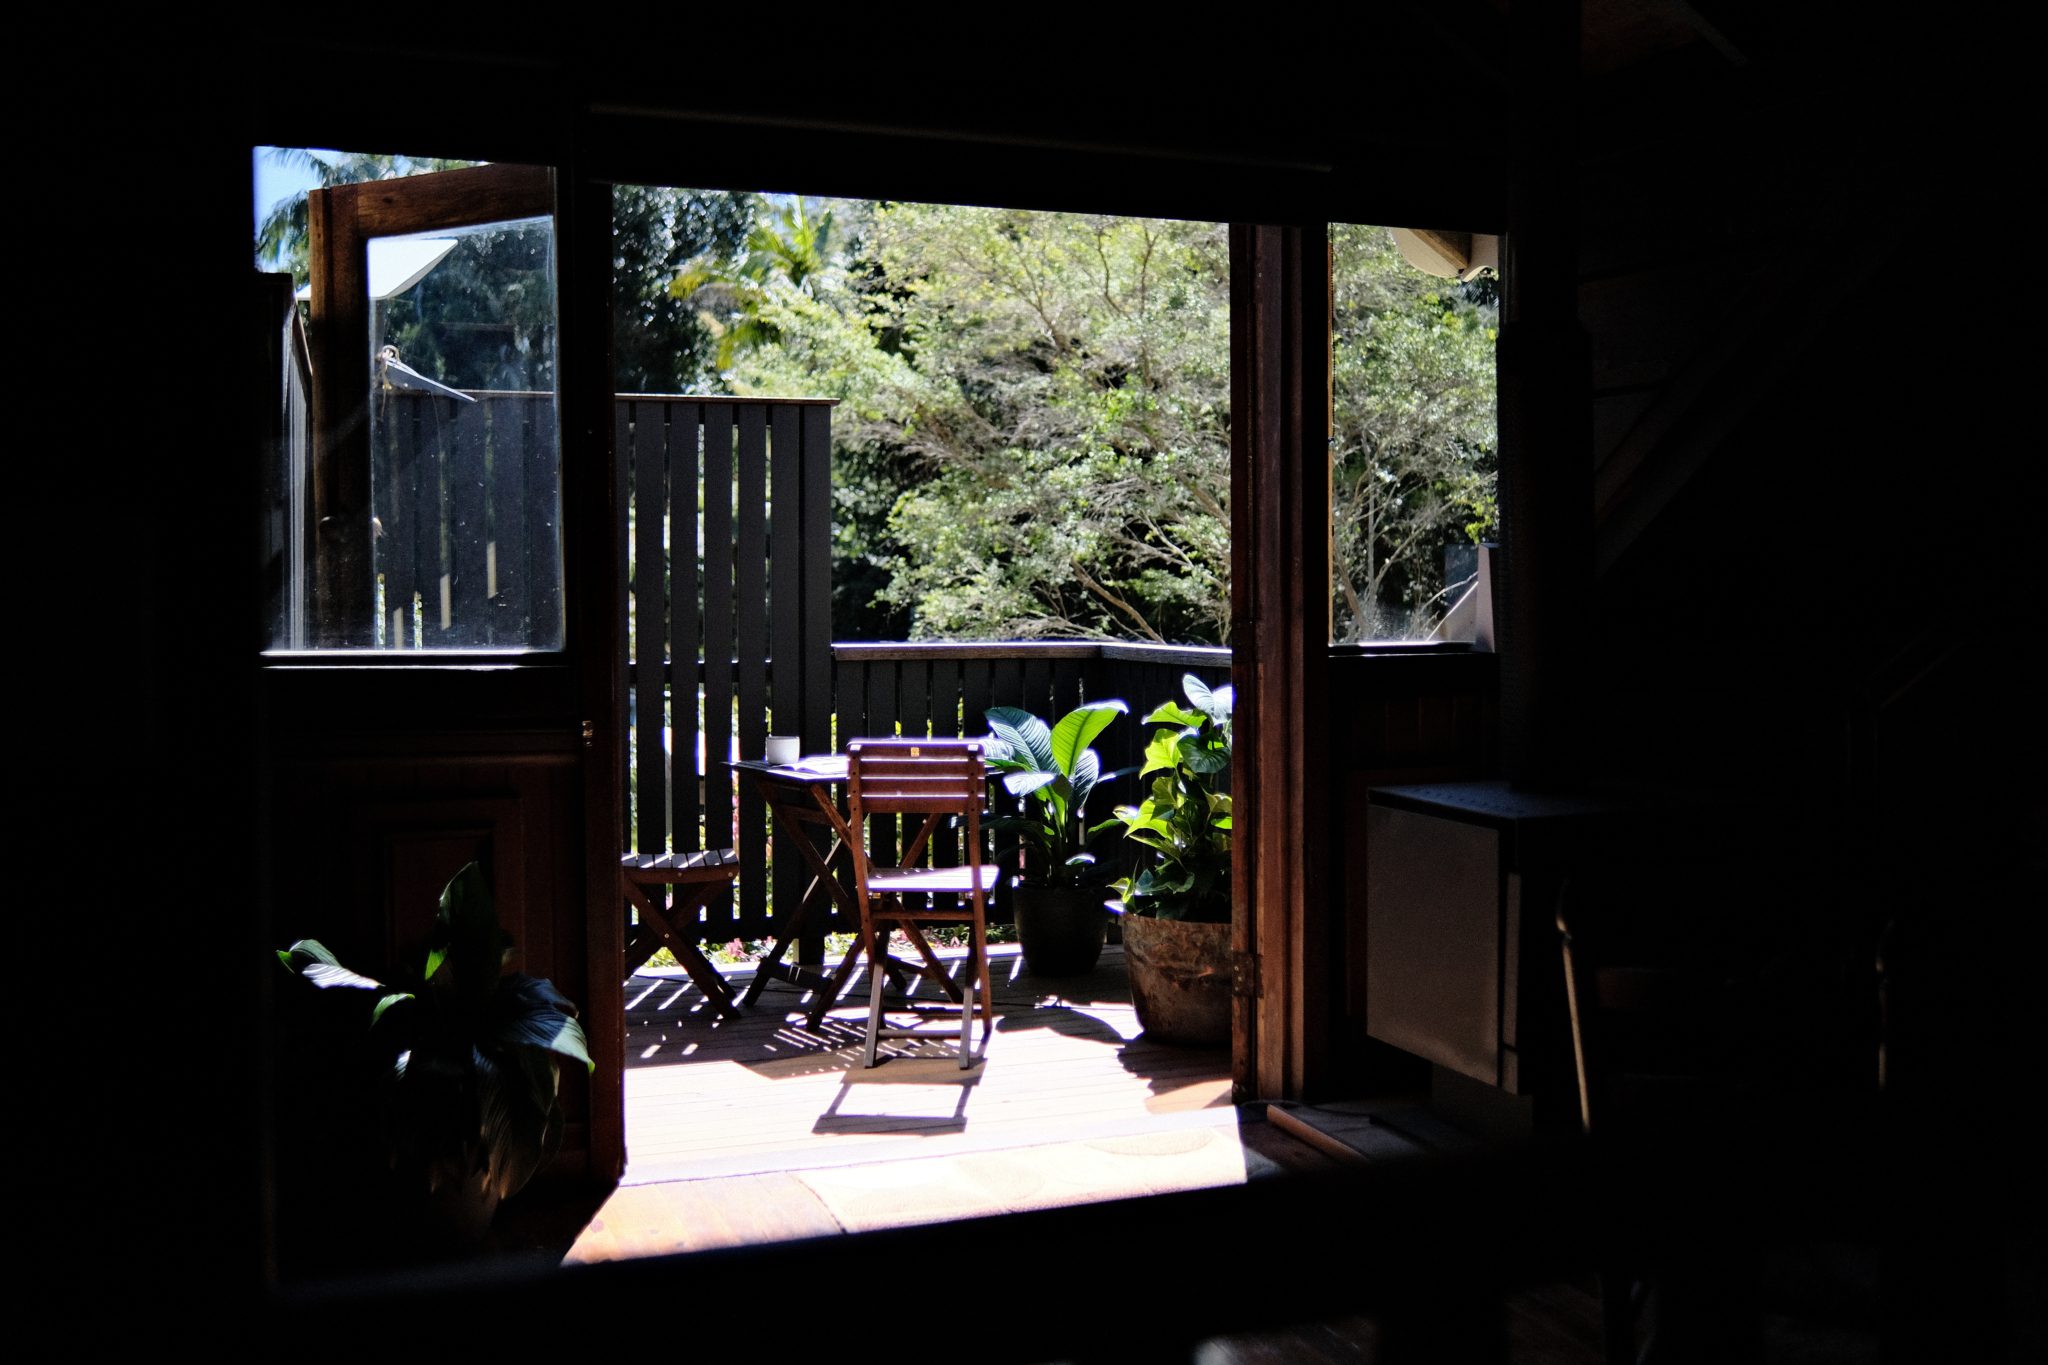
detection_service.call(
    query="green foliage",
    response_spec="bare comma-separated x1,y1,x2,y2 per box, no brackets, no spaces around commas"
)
1110,675,1233,922
705,204,1493,646
870,207,1233,643
983,699,1128,888
612,184,754,392
1329,224,1499,641
670,195,846,373
277,862,591,1204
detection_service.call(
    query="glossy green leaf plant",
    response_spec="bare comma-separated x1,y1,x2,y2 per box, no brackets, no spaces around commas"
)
983,699,1128,889
1109,675,1234,922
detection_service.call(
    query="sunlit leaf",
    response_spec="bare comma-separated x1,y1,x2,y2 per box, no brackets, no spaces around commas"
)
1049,700,1125,777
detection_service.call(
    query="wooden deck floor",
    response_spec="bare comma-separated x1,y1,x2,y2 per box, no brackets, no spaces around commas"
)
566,941,1270,1263
617,941,1234,1184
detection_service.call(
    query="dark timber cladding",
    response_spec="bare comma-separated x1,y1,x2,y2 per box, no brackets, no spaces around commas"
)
1495,0,1592,785
770,403,802,934
670,405,702,852
630,399,665,854
701,404,736,936
735,405,768,928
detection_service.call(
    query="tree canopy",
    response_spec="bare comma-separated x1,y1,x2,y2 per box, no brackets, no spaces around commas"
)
860,206,1232,642
713,204,1493,645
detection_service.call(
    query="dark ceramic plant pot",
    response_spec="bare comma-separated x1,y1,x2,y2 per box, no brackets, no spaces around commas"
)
1012,883,1110,976
1122,913,1231,1046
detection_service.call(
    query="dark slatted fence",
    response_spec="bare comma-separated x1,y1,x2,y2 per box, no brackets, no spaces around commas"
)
369,390,561,649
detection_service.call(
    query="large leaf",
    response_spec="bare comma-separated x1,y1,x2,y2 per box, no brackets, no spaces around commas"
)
1139,730,1183,778
1002,770,1058,799
985,707,1053,774
1179,734,1229,774
1048,700,1125,778
980,736,1026,771
1143,702,1205,728
1068,749,1101,815
487,975,594,1071
431,862,509,1007
278,939,385,992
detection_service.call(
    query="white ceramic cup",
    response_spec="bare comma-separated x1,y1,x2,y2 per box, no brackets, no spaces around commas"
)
764,735,802,766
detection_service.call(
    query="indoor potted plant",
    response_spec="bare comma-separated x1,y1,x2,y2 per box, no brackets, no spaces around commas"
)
984,698,1128,975
1108,674,1234,1045
275,861,593,1259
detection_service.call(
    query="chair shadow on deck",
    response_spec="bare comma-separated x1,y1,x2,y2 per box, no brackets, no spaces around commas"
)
810,949,989,1134
813,1055,981,1135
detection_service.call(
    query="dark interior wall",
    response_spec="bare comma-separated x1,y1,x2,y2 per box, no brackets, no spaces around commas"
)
1577,29,2041,1302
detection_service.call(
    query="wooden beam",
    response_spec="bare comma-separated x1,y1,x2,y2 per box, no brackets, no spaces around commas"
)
306,181,371,645
353,162,553,235
1230,223,1333,1101
1495,0,1593,786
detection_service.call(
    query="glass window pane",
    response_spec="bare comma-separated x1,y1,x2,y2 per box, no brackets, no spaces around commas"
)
1329,223,1498,644
256,149,563,653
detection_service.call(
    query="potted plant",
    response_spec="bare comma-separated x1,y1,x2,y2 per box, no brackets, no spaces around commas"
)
1108,674,1234,1045
275,861,593,1258
984,698,1128,975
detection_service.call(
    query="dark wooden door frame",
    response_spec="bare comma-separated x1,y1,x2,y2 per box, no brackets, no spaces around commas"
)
1229,223,1333,1103
563,160,629,1182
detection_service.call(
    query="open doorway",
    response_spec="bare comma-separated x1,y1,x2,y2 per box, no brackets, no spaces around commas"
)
604,187,1246,1252
599,189,1499,1258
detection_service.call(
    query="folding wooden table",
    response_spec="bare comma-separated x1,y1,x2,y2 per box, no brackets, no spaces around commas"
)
621,848,743,1021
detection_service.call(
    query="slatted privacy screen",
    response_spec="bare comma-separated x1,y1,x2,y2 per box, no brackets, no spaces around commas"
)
621,397,835,945
369,390,562,649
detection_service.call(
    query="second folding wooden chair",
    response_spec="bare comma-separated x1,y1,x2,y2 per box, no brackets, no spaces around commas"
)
844,739,998,1068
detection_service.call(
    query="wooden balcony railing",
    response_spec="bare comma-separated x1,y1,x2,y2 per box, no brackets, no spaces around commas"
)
626,640,1229,947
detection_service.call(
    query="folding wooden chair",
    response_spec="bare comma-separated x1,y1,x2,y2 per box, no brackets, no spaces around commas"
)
844,740,998,1068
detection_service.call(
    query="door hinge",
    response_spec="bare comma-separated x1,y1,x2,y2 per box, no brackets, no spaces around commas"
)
1232,949,1262,999
581,719,596,748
